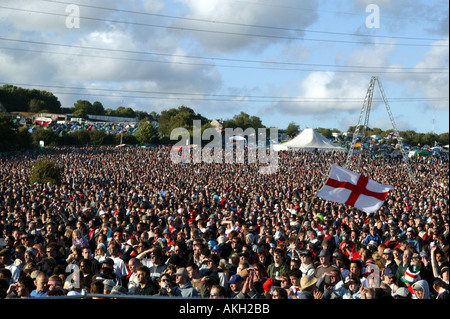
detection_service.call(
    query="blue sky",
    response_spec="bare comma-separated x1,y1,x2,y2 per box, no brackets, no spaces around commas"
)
0,0,448,134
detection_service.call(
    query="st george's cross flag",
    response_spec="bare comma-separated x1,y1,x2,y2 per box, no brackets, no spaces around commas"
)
317,164,394,214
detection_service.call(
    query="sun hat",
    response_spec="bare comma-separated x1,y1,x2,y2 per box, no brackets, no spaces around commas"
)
300,275,318,291
175,267,188,277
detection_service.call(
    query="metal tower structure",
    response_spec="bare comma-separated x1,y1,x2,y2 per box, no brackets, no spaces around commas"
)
344,76,416,184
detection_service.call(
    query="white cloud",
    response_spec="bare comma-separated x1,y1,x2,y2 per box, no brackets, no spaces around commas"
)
408,38,449,110
173,0,320,53
0,1,447,134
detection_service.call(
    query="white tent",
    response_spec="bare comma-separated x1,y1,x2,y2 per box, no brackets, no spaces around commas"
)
228,135,246,142
274,128,345,151
228,135,248,146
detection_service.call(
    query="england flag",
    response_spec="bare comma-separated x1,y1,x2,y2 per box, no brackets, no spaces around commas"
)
317,164,394,214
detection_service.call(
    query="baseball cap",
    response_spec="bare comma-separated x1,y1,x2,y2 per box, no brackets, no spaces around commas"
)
318,249,330,258
208,240,217,247
211,245,222,253
175,268,188,277
300,250,312,257
228,274,243,284
383,268,396,278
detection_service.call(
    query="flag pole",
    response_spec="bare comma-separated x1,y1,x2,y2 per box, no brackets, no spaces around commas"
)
294,162,333,252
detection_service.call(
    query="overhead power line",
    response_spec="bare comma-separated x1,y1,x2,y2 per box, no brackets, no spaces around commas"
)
1,39,448,75
40,0,447,42
2,82,448,103
1,5,448,47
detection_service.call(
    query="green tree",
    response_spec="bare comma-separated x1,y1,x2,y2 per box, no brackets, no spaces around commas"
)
58,133,77,146
421,133,439,146
72,100,92,118
91,101,105,115
369,127,383,136
107,106,136,118
72,108,88,119
115,133,138,145
70,130,90,146
28,99,46,113
29,158,62,186
222,112,264,131
412,133,424,146
89,130,107,145
0,85,62,113
286,122,299,138
135,110,156,121
150,111,160,122
0,114,19,152
136,121,160,145
16,126,32,150
158,105,209,137
399,130,417,145
438,132,449,146
31,128,58,147
347,125,370,135
316,127,332,138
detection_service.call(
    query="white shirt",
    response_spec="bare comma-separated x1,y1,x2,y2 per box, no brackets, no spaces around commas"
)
111,256,128,278
300,263,316,277
127,273,139,294
6,263,21,284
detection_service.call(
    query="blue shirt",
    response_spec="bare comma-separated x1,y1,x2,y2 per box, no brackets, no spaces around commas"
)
363,233,382,246
30,288,49,297
406,239,422,253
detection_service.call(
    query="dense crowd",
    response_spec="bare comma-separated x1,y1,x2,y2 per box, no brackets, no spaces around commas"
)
0,145,448,299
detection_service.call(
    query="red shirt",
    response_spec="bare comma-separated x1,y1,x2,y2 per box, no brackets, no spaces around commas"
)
340,241,356,257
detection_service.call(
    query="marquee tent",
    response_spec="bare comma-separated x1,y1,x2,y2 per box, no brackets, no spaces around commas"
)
273,128,345,151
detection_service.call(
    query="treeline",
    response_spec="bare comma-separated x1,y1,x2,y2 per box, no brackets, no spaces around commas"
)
61,100,159,121
0,106,270,152
0,85,449,152
0,85,157,121
0,85,61,113
0,113,136,152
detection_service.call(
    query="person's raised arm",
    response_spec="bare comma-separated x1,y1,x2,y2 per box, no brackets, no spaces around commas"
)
430,245,440,278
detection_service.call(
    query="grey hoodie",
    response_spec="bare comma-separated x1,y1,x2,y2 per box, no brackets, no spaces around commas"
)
173,281,200,298
412,280,430,299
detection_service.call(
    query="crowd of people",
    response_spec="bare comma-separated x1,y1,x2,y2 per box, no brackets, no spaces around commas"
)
0,145,448,300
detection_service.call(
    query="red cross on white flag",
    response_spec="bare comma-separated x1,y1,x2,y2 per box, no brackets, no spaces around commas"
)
387,132,399,139
317,164,394,214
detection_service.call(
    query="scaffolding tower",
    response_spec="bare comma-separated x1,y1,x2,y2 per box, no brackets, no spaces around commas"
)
344,76,416,184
